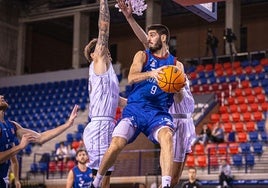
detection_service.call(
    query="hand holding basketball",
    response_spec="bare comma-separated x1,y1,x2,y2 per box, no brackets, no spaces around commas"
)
157,65,186,93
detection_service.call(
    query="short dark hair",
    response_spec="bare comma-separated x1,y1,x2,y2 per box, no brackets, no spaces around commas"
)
76,148,87,156
147,24,170,44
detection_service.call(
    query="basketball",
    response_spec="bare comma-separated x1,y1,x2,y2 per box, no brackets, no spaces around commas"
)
157,65,186,93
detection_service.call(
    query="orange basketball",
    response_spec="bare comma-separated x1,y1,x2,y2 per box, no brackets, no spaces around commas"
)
157,65,186,93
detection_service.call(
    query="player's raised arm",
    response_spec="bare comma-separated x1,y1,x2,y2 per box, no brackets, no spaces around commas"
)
117,0,148,48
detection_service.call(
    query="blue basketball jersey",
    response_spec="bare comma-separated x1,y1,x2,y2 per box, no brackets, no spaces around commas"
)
127,49,176,111
72,166,93,188
0,120,17,179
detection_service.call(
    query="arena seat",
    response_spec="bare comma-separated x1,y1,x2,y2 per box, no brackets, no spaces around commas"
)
194,144,205,155
186,155,195,167
229,142,239,155
234,122,244,132
219,105,228,113
260,102,268,111
217,143,228,155
221,113,230,123
253,111,263,121
66,160,76,171
223,122,233,133
239,103,248,113
248,131,259,142
257,120,265,132
240,142,251,154
232,154,243,167
229,104,238,113
237,132,248,142
49,161,57,174
197,155,207,168
210,113,220,123
245,154,255,166
245,122,256,132
206,143,217,155
252,142,263,155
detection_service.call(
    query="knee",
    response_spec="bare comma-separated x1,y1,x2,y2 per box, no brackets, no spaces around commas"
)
110,137,127,152
158,127,173,144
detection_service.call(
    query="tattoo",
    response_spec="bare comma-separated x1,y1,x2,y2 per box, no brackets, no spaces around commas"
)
98,0,110,48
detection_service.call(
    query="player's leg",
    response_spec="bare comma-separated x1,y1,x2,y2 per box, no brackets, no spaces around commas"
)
157,127,174,188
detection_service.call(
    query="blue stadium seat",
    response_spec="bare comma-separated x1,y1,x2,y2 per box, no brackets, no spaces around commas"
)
248,131,259,142
240,142,251,154
252,142,263,155
66,133,74,144
245,154,255,166
209,77,216,84
257,120,265,132
77,124,85,133
260,131,267,142
232,154,243,167
30,163,38,173
241,60,250,68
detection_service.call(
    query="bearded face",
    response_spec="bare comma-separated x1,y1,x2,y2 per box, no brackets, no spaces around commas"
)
0,96,9,111
149,37,163,53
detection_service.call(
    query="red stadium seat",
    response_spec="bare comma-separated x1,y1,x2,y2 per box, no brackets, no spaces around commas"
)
253,87,263,95
67,160,76,171
232,112,241,122
225,68,233,76
244,87,253,96
186,155,195,167
197,155,207,168
206,143,217,155
260,58,268,66
241,80,250,88
218,143,228,155
245,122,256,132
234,88,243,96
219,106,228,114
223,62,232,69
237,132,248,142
223,123,233,133
249,103,259,112
227,97,235,105
194,144,205,155
257,94,266,103
239,104,248,113
209,155,219,167
260,102,268,111
229,143,239,154
236,96,246,104
234,122,244,132
189,72,197,79
247,95,255,103
235,67,243,75
254,65,263,73
196,65,205,72
233,61,241,68
244,66,252,74
221,113,230,123
211,113,220,123
229,104,238,113
253,112,263,121
205,64,213,71
49,161,57,173
72,141,80,150
243,112,252,122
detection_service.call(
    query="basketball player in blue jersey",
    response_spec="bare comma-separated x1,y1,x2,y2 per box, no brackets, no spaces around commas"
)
82,0,126,187
66,148,93,188
91,4,183,188
0,95,78,188
116,1,196,187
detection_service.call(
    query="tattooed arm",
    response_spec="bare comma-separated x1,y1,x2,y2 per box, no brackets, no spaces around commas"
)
93,0,111,74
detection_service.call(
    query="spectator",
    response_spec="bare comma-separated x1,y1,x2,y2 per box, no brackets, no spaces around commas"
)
55,142,68,163
205,28,219,63
196,123,212,145
211,123,224,143
181,167,202,188
219,158,233,188
223,28,237,55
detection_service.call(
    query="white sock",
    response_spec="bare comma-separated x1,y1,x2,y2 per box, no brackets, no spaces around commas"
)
93,173,103,187
162,176,171,187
